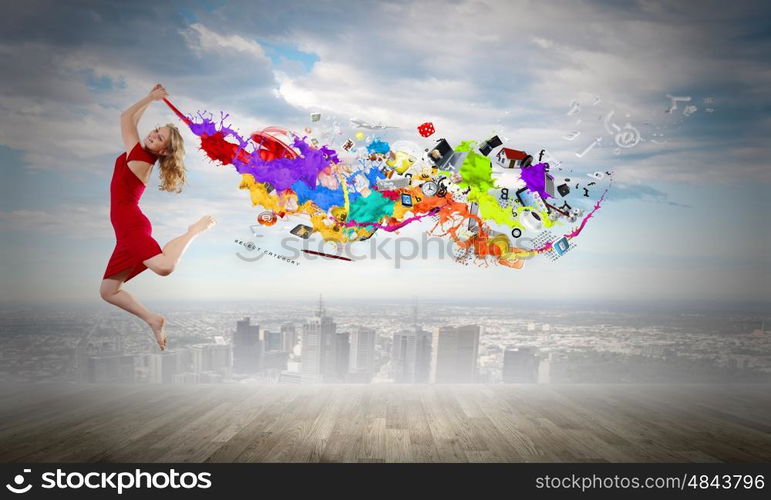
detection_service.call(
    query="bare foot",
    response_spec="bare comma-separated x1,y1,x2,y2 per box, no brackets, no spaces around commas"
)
188,215,216,235
148,314,167,351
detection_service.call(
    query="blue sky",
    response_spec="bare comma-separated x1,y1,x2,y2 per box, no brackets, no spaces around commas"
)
0,0,769,304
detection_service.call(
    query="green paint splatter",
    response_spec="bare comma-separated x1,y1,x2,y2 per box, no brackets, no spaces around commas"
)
455,140,522,228
476,191,519,226
456,141,494,192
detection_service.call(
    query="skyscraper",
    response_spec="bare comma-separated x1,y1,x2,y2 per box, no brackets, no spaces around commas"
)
281,323,297,353
392,330,415,383
414,328,432,383
301,296,337,382
191,343,232,374
233,317,262,373
392,328,432,383
261,328,283,352
502,347,539,383
333,331,350,382
350,326,376,381
148,351,181,384
392,301,431,383
431,325,480,383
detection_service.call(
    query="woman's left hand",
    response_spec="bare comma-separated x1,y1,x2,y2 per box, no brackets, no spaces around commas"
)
148,84,168,101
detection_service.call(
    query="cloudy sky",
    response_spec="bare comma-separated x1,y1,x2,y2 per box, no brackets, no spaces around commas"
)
0,0,769,305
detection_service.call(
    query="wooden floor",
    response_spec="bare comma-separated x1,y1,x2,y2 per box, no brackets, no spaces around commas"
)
0,384,769,463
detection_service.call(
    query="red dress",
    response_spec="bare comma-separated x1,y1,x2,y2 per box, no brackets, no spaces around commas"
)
103,142,163,282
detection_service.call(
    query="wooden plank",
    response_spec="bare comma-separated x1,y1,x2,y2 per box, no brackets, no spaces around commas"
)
0,384,769,463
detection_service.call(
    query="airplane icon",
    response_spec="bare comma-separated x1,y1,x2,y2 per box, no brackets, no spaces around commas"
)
349,118,398,130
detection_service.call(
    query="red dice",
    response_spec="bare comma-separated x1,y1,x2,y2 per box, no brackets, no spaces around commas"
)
417,122,435,137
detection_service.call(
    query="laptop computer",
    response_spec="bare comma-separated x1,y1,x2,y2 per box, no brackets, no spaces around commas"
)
429,138,468,171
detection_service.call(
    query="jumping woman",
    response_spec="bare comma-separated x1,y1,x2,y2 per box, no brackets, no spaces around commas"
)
100,84,216,350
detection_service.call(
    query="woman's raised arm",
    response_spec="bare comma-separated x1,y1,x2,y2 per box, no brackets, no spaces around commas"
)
120,84,168,153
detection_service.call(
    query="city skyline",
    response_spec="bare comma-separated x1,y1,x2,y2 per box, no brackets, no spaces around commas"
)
2,298,767,386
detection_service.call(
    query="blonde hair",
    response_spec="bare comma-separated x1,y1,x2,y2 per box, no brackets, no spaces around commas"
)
158,123,186,193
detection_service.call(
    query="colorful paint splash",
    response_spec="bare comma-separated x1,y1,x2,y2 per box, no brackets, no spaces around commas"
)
165,99,611,269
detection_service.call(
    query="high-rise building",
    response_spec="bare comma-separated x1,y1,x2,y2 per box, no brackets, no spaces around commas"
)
333,331,350,382
392,330,414,383
233,317,262,373
281,323,297,353
350,327,376,381
392,302,432,383
301,296,337,382
431,325,480,383
392,328,432,383
261,328,283,352
191,343,232,373
148,351,182,384
502,347,539,383
414,329,432,383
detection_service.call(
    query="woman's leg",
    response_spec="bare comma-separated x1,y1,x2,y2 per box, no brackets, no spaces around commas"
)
143,215,216,276
100,269,167,350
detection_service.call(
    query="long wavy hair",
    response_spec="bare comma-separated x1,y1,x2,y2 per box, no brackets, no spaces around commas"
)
158,123,186,193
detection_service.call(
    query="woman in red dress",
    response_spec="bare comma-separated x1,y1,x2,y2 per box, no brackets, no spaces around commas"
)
99,84,216,350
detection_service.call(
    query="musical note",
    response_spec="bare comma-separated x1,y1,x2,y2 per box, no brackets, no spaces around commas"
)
614,123,641,149
567,100,580,116
665,94,691,113
575,137,601,158
563,130,581,141
604,110,620,134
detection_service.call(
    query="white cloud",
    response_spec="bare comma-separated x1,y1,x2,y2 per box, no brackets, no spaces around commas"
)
0,205,110,238
181,23,269,63
269,1,770,183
